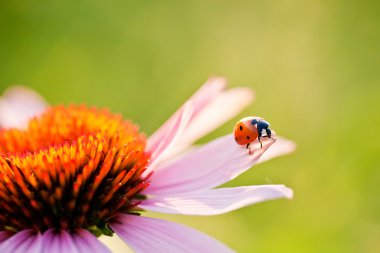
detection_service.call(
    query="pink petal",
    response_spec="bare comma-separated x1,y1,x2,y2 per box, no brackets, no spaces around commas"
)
146,102,194,172
147,77,225,153
147,77,254,168
71,229,112,253
140,185,293,215
0,86,47,129
0,230,42,253
110,214,234,253
0,229,111,253
157,87,254,162
145,134,276,195
257,137,296,164
41,229,77,253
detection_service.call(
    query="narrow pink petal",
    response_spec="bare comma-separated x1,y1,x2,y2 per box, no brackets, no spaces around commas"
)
41,229,110,253
10,233,42,253
145,102,194,173
110,214,234,253
0,230,42,253
170,87,254,158
145,134,276,195
41,229,79,253
147,77,254,167
0,230,110,253
147,78,225,166
0,229,110,253
257,137,296,164
148,77,225,151
140,185,293,215
71,229,112,253
0,86,47,129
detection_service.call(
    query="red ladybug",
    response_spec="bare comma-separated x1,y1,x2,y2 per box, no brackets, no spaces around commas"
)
234,116,272,154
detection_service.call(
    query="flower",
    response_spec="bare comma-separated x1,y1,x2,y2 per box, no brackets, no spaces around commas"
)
0,78,295,253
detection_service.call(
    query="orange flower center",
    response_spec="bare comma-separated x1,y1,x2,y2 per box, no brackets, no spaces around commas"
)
0,106,150,236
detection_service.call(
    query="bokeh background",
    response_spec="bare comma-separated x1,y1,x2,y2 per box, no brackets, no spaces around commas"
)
1,1,379,252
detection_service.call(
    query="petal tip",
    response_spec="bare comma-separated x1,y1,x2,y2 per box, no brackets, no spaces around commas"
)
207,76,227,84
235,87,255,103
281,185,294,199
2,85,47,105
0,85,47,129
277,137,297,154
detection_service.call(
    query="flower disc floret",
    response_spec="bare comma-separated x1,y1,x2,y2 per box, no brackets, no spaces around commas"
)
0,106,150,236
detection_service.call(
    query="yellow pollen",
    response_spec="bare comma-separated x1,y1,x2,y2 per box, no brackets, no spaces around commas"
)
0,105,150,236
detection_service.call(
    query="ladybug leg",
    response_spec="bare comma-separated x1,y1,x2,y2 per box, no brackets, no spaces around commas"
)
265,128,272,139
257,124,264,148
258,135,263,148
246,143,255,155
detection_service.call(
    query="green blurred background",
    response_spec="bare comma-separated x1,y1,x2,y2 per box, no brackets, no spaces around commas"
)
1,1,379,252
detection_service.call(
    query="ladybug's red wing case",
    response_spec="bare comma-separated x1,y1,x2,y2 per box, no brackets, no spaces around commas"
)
233,121,258,145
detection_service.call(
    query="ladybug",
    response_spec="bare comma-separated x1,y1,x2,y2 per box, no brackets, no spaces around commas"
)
234,117,272,154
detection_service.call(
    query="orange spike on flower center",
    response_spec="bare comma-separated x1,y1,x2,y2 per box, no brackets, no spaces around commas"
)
0,106,150,236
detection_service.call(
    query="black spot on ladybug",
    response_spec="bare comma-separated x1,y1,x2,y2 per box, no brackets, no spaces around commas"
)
246,136,250,140
239,125,243,131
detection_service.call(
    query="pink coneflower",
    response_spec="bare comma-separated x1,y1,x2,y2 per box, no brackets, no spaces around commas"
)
0,78,295,253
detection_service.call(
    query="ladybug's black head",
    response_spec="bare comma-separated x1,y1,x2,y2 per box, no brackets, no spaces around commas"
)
251,119,258,125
